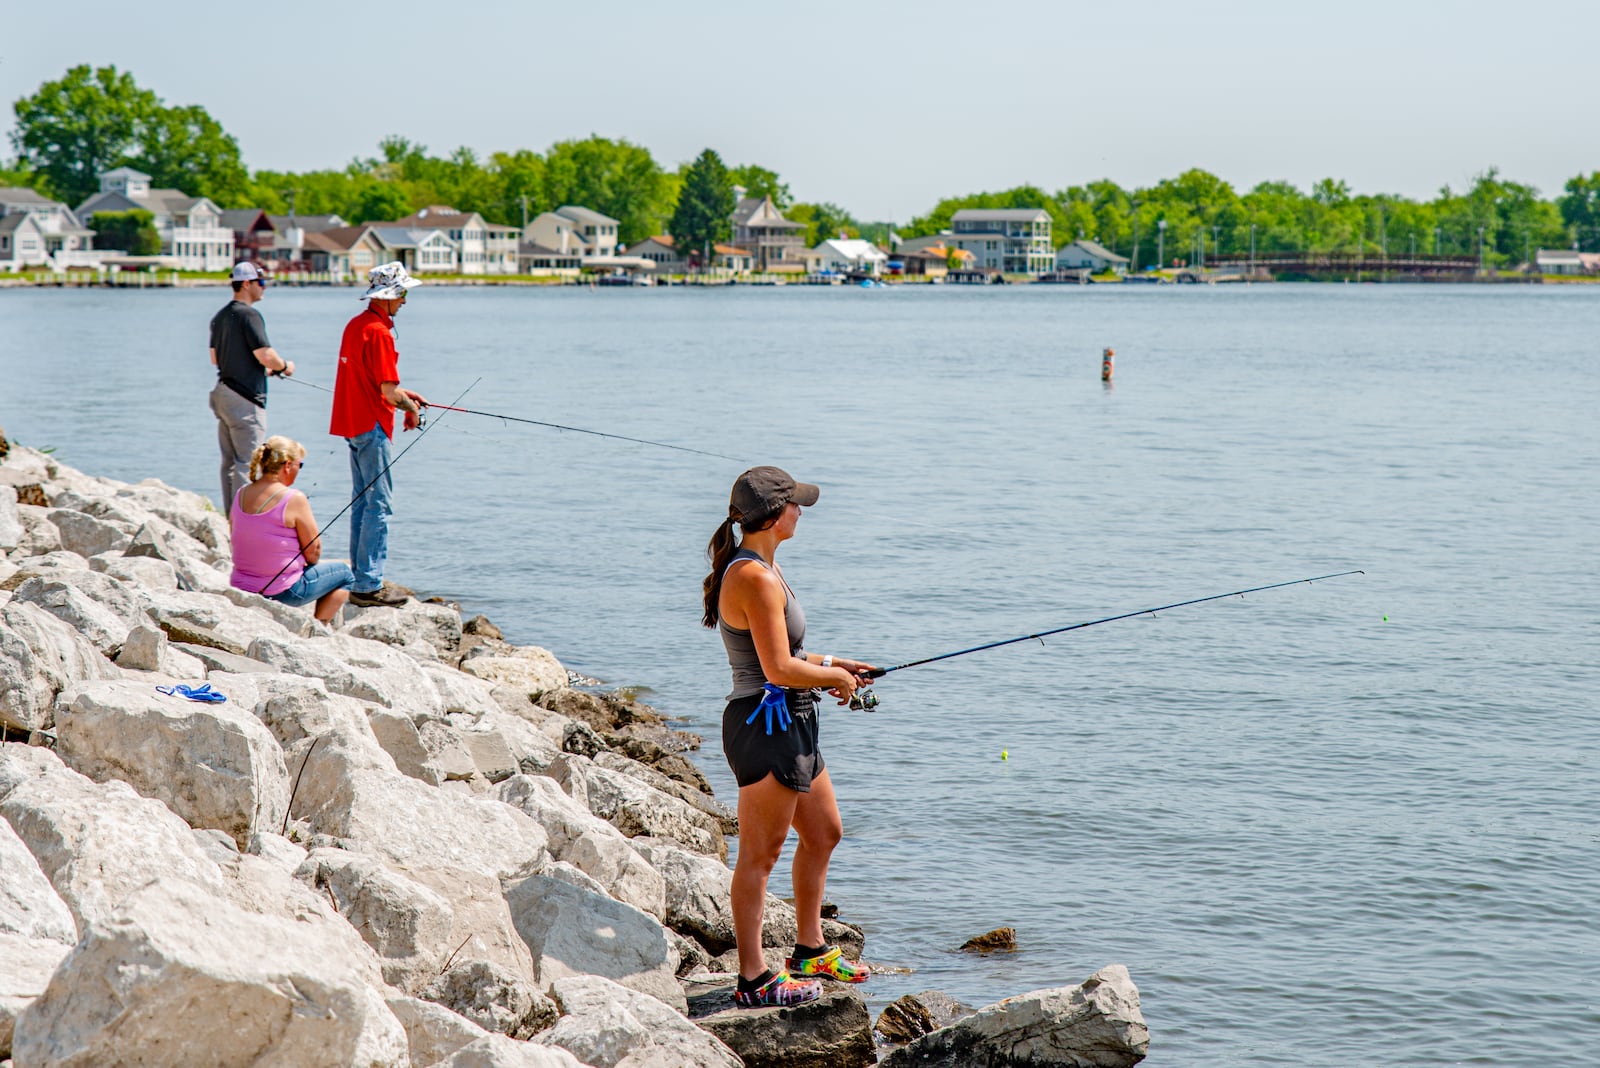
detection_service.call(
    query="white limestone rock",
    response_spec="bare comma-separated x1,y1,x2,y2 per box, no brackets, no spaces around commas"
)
45,508,132,558
88,550,179,590
504,867,685,1013
12,877,409,1068
248,634,394,706
425,662,503,716
419,958,557,1040
285,726,549,878
54,678,290,849
112,622,206,678
0,487,20,552
0,601,118,733
8,574,137,657
460,644,568,698
368,708,481,787
0,744,229,932
436,1034,586,1068
626,836,802,955
540,974,742,1068
0,817,77,944
387,992,494,1067
878,965,1151,1068
498,775,666,920
9,506,63,558
143,586,298,651
245,830,308,875
345,600,464,656
0,932,70,1060
550,754,726,860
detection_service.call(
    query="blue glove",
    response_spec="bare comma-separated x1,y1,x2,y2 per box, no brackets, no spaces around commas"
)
156,683,227,703
746,683,791,735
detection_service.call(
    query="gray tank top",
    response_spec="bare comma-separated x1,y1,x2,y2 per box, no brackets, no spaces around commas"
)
718,548,807,700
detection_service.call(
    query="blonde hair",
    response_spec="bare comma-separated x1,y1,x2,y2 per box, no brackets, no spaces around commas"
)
249,436,306,482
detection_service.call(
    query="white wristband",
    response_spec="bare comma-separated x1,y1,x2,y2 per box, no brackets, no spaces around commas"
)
820,655,833,668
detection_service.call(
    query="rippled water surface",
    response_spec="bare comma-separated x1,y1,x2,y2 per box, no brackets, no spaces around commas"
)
3,282,1596,1065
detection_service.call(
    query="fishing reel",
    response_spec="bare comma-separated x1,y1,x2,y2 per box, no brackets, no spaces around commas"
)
849,687,879,712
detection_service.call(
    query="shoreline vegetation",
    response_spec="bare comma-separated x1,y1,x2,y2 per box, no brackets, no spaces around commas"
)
5,65,1600,277
0,436,1152,1065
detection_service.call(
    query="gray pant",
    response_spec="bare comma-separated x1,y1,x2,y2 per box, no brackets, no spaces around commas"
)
209,380,266,511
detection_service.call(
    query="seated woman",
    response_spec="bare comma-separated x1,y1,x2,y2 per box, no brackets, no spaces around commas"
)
230,436,353,622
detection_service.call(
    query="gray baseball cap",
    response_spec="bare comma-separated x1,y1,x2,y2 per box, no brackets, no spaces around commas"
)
730,466,820,521
230,261,268,282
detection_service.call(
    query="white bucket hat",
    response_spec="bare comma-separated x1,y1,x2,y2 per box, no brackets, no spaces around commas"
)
361,261,421,300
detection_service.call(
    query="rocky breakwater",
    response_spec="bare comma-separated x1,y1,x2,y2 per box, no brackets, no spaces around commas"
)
0,440,1150,1068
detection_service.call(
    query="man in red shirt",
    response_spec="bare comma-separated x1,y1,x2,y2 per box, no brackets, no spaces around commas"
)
330,262,429,607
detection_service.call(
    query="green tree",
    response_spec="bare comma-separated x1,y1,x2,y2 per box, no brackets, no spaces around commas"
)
0,157,37,189
134,103,250,206
90,209,159,254
728,164,791,210
788,202,856,247
1559,171,1600,250
10,65,159,205
544,136,672,246
670,148,734,270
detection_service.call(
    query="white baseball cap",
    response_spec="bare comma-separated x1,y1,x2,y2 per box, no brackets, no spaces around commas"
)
230,261,268,282
361,261,421,300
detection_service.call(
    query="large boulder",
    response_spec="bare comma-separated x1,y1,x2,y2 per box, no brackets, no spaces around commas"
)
878,965,1150,1068
368,708,480,788
247,634,394,707
344,601,464,658
435,1035,586,1068
0,601,117,733
504,867,685,1013
386,992,494,1068
0,744,229,932
498,775,666,919
285,726,549,878
691,983,876,1068
459,644,567,697
8,572,141,657
592,751,735,836
46,507,132,557
142,586,297,652
0,819,77,1058
296,849,535,995
420,958,557,1040
538,974,742,1068
12,877,409,1067
113,622,207,677
54,678,290,849
0,486,20,552
550,754,726,860
9,506,63,558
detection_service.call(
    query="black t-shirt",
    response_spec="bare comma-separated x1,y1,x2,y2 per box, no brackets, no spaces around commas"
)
210,300,272,407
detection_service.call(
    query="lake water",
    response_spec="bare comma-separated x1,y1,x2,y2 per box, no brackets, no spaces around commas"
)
2,282,1595,1065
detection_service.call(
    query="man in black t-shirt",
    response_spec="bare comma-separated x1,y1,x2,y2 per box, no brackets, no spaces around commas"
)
209,261,294,510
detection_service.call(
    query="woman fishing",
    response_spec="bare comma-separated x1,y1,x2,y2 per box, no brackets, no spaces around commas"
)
703,466,877,1008
230,436,353,623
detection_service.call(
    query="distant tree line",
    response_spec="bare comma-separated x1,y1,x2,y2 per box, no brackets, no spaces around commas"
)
6,65,1600,267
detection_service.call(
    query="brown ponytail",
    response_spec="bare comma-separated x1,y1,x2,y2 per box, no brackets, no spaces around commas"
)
701,504,784,627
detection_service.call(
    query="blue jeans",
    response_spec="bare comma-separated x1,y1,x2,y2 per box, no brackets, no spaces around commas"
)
346,427,393,593
267,561,355,608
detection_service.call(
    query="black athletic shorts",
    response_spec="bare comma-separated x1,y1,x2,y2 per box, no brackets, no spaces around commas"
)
722,688,825,792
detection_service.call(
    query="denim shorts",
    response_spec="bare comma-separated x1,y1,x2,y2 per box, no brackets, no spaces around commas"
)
267,561,355,608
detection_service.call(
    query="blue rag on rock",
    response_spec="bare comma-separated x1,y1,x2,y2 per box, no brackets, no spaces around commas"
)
156,683,227,703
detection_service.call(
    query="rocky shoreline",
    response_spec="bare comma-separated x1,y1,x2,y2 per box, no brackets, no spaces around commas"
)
0,434,1149,1068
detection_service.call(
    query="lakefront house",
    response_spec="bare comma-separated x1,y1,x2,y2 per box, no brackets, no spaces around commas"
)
0,187,100,270
75,167,234,271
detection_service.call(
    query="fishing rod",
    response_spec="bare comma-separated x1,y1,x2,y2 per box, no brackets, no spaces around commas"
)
847,570,1365,707
278,376,740,462
258,378,480,595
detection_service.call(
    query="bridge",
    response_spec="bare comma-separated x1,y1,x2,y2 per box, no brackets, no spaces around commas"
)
1205,252,1481,278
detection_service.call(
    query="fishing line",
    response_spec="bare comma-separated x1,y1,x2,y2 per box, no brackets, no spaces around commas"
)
278,375,740,462
864,570,1365,680
258,378,481,594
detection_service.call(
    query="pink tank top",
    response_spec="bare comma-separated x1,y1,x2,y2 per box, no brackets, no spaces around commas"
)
230,490,304,596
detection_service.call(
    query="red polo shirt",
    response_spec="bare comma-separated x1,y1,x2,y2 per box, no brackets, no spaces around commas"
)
330,306,400,439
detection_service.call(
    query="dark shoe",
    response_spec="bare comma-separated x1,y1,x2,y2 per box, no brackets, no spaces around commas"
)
349,587,407,608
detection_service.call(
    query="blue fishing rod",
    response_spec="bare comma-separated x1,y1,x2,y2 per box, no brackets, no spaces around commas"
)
848,569,1365,707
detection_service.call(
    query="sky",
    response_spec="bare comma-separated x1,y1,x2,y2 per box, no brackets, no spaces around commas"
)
3,0,1596,221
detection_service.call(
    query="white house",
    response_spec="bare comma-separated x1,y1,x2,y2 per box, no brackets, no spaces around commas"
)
366,226,459,273
1534,248,1585,275
525,206,620,262
388,207,519,274
75,167,234,271
943,208,1054,274
804,238,889,276
0,186,100,268
0,212,49,271
1055,239,1129,275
